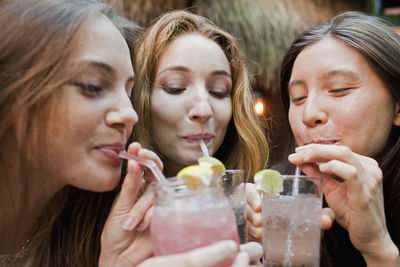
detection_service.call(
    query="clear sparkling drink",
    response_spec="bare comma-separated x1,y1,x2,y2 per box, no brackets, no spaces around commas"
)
233,203,247,244
218,169,247,244
151,181,240,267
261,176,322,267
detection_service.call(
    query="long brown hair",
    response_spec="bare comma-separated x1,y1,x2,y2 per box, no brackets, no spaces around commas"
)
132,10,268,180
0,0,141,266
280,11,400,266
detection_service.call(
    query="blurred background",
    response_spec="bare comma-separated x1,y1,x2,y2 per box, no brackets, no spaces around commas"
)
106,0,400,168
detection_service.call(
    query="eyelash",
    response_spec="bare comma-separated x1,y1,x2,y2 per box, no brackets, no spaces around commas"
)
329,88,350,94
161,86,229,99
161,86,185,94
72,82,104,95
209,90,229,98
291,96,306,103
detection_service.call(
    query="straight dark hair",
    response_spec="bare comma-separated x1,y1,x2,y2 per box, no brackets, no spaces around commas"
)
280,11,400,266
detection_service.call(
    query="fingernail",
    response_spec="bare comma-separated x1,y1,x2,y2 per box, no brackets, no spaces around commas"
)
295,146,305,152
122,216,136,231
288,153,298,161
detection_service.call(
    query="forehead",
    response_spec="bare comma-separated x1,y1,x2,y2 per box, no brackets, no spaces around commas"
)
292,37,370,77
73,15,133,75
158,33,231,73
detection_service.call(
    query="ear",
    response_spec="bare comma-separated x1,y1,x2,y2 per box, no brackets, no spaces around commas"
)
394,102,400,126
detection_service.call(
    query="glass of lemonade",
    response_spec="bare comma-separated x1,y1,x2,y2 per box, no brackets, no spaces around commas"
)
217,169,247,244
151,178,240,267
262,175,322,267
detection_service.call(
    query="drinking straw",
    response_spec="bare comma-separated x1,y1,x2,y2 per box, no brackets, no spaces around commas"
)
199,139,209,157
118,151,168,184
292,166,300,197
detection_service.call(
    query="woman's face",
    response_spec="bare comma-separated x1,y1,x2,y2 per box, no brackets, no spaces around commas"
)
151,33,232,175
288,37,400,157
45,15,137,191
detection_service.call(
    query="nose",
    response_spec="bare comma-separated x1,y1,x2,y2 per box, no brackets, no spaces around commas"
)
105,93,138,134
302,94,327,127
188,87,212,124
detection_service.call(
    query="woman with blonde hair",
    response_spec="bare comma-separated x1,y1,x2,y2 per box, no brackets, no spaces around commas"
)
132,10,268,180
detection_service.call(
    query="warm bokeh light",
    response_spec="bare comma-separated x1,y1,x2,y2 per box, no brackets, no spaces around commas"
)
254,98,265,116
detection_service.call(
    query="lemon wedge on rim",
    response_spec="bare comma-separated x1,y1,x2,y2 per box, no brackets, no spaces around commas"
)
254,169,284,194
177,165,214,190
198,156,226,176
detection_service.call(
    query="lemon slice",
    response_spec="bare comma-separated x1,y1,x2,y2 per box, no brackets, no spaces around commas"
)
198,156,226,176
254,169,283,194
177,165,214,190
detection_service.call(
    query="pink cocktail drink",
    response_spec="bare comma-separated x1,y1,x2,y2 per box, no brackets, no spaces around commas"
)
151,181,240,267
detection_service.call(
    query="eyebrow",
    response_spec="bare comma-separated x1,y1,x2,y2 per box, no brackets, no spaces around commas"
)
322,69,359,80
157,66,231,78
288,79,305,90
158,65,189,75
80,60,134,81
210,70,231,77
288,69,360,90
81,60,115,75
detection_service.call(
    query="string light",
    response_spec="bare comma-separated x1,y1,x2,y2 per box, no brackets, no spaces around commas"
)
254,98,265,116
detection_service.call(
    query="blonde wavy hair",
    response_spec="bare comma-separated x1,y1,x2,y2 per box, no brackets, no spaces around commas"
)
132,10,268,180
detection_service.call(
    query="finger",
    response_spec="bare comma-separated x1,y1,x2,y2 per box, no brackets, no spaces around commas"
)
293,144,377,167
138,148,163,172
321,207,335,230
246,183,261,212
247,205,262,227
184,240,238,267
123,183,155,231
137,206,154,232
240,242,263,263
137,240,238,267
247,221,262,240
127,142,142,155
231,251,250,267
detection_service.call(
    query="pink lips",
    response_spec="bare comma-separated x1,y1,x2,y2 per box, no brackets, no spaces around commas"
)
305,140,338,145
184,133,214,143
96,143,125,164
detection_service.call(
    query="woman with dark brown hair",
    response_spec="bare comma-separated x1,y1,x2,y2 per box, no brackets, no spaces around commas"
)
281,11,400,266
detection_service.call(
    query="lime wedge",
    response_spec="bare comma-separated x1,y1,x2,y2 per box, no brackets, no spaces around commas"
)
198,156,226,176
254,169,283,194
177,165,214,190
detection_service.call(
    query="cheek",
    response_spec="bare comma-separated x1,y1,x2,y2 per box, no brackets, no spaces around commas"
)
215,100,232,129
150,98,182,143
288,108,302,138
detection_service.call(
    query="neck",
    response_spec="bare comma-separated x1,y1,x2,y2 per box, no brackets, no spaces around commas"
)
162,159,185,178
0,157,63,254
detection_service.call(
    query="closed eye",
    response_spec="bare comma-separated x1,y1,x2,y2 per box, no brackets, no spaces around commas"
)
161,86,185,94
72,82,104,95
329,88,351,96
291,96,306,104
209,90,229,98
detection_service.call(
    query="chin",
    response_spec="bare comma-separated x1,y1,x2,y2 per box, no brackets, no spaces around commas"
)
86,172,122,192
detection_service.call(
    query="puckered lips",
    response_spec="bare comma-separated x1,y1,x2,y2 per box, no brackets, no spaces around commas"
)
184,133,214,144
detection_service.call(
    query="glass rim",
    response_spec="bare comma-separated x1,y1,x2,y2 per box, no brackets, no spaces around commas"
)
280,175,321,180
225,169,245,175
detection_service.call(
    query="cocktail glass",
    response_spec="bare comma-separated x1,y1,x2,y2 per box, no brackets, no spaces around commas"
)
151,178,240,267
217,169,247,244
262,175,322,267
